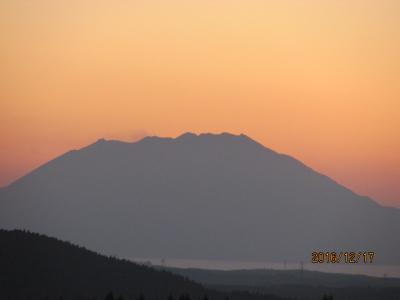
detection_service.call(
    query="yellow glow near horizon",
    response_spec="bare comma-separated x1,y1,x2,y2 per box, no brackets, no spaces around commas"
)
1,0,399,206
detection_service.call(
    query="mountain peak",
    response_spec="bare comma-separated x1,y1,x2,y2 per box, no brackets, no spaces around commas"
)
1,130,398,266
176,132,252,141
95,138,107,143
89,132,255,147
176,132,198,140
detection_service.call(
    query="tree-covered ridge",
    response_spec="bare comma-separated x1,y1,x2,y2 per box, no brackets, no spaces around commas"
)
0,230,285,300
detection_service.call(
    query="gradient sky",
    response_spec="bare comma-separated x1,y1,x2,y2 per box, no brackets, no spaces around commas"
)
1,0,399,207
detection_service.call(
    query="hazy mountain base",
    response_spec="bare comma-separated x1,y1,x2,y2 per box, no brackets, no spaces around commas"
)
212,284,400,300
165,267,400,288
165,267,400,300
0,133,399,264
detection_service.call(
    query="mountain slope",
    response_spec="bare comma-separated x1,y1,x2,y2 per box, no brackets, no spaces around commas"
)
0,132,399,263
0,229,286,300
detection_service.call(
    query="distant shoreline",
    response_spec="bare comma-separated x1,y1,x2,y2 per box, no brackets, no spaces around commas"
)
130,257,400,278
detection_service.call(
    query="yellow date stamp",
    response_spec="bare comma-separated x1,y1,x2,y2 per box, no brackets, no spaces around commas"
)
311,251,375,264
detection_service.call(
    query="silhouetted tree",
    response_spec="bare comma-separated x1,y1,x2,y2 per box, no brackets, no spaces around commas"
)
167,294,174,300
105,292,115,300
178,293,191,300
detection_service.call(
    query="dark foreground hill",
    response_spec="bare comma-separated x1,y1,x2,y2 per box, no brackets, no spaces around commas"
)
0,229,286,300
0,132,399,263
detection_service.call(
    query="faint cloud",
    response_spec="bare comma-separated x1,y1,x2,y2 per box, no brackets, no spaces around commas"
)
30,147,39,154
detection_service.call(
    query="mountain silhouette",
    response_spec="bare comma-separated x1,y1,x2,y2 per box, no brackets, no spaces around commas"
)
0,132,399,263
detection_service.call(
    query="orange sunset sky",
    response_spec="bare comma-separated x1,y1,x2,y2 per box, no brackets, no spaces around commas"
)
1,0,399,207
